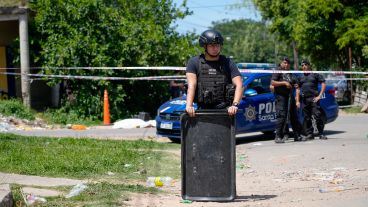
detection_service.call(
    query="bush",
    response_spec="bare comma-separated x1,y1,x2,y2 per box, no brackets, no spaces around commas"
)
0,99,35,120
40,107,100,126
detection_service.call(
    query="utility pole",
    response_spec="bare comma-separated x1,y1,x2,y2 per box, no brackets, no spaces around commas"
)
19,9,31,107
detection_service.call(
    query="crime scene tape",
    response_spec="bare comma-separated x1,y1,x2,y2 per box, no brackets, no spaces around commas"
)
0,66,187,71
0,72,185,81
0,66,367,75
0,66,367,81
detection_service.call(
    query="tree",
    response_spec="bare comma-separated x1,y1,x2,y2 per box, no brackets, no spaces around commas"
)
251,0,368,69
22,0,198,120
212,19,292,64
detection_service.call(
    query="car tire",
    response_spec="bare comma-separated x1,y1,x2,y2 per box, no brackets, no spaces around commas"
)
262,131,275,135
168,138,181,143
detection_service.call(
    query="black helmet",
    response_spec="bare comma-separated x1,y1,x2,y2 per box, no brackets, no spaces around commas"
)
199,30,224,47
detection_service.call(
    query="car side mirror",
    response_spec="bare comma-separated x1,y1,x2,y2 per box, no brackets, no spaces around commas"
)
244,89,258,97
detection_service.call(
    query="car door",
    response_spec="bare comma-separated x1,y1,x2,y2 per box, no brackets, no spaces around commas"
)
236,74,276,133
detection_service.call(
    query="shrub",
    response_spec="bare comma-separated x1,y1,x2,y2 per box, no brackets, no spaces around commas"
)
0,99,35,120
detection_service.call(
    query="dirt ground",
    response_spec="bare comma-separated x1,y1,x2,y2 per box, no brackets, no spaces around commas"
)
124,115,368,207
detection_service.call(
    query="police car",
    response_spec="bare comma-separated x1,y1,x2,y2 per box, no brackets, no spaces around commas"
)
156,63,339,142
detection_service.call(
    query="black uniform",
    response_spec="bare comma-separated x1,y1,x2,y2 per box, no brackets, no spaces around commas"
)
272,73,303,140
298,73,326,137
186,54,241,109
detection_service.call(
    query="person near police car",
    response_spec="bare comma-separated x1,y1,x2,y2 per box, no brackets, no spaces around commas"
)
271,57,306,143
296,59,327,140
185,29,243,117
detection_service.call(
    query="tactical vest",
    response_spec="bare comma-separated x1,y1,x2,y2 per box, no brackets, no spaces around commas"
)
196,54,231,106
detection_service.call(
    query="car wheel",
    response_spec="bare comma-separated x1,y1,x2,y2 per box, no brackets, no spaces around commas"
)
262,131,275,135
168,138,181,143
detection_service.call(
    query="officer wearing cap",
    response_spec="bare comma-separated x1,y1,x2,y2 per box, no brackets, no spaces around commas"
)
271,57,305,143
296,59,327,140
185,29,243,117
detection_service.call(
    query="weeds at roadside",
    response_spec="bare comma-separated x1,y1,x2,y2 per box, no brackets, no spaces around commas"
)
11,182,160,207
341,106,364,114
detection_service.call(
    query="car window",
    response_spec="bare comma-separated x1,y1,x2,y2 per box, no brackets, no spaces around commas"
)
248,75,271,94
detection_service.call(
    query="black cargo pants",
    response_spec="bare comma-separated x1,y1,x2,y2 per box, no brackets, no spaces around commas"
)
302,97,325,136
275,94,303,138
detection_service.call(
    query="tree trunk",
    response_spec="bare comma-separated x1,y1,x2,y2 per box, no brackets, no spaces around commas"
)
292,41,298,70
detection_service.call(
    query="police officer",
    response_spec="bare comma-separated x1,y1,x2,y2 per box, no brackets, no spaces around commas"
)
296,59,327,140
185,29,243,117
271,57,305,143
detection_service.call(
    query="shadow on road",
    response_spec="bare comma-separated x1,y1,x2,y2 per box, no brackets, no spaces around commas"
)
234,194,277,202
235,130,346,145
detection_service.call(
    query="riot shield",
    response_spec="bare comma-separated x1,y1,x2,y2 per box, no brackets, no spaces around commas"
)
181,110,236,201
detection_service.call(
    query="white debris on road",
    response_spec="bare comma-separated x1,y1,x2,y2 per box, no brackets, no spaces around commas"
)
0,114,52,132
112,118,156,129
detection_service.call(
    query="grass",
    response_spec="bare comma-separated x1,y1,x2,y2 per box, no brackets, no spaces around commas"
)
0,133,180,180
341,106,363,114
2,133,180,206
11,182,160,207
0,99,35,120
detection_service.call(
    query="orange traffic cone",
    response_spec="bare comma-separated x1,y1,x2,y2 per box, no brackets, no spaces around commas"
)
103,89,111,125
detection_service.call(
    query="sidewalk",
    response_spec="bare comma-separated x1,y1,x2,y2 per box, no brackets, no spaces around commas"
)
0,172,84,206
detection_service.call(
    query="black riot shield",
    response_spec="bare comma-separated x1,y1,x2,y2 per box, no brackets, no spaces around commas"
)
181,110,236,201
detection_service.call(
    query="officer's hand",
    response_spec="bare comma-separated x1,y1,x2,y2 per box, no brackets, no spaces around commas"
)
313,96,321,103
228,106,238,116
186,106,195,117
284,81,292,89
270,85,274,92
296,101,300,109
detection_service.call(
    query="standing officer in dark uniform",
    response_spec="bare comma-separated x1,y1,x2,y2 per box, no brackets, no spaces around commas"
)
296,59,327,140
271,57,305,143
185,29,243,117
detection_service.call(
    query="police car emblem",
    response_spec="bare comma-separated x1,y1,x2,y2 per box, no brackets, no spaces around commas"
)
245,105,257,121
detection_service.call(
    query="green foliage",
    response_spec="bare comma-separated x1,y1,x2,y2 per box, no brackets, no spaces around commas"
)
0,99,35,120
212,19,292,63
40,107,100,125
0,133,180,179
352,67,368,90
252,0,368,68
22,0,197,120
363,45,368,59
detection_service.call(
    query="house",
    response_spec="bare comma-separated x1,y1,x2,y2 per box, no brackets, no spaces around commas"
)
0,0,60,110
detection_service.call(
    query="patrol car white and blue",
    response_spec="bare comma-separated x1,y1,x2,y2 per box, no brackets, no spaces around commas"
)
156,63,339,142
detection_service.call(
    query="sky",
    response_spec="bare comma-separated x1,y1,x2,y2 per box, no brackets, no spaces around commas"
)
172,0,261,34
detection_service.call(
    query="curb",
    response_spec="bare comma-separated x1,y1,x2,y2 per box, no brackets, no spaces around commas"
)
0,184,13,207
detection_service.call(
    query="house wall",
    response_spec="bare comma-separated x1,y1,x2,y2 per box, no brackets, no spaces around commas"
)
0,46,8,99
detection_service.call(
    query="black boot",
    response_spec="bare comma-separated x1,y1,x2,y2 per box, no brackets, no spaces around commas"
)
275,136,285,143
319,134,328,140
294,133,307,142
305,134,314,140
